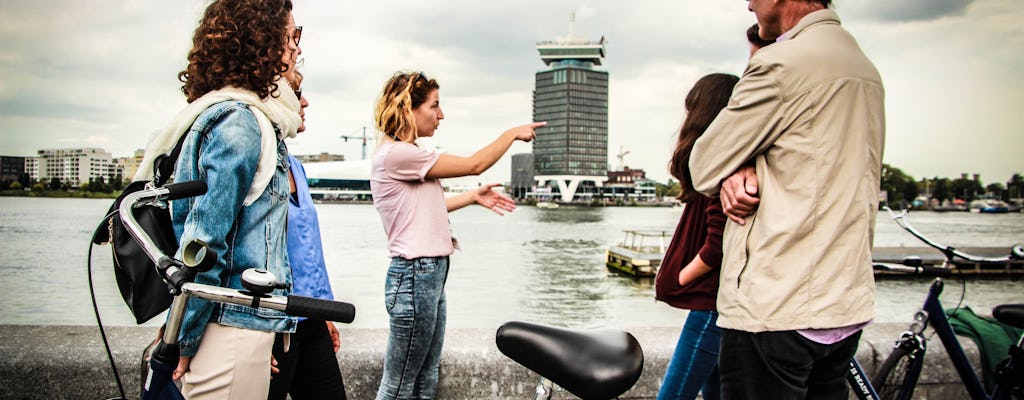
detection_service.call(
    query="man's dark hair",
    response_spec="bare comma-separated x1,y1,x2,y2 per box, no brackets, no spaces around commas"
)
746,24,774,49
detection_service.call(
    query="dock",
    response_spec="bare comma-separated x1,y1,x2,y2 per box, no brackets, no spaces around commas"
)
872,246,1024,277
606,245,1024,278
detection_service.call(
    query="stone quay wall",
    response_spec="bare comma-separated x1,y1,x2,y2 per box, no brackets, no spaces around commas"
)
0,323,985,399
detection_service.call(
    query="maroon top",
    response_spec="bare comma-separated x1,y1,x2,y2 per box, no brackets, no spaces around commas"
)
654,194,725,311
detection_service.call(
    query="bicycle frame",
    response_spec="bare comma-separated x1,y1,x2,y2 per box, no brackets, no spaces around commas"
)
848,208,1024,400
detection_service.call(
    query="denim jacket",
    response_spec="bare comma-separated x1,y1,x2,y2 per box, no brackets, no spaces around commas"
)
170,101,297,357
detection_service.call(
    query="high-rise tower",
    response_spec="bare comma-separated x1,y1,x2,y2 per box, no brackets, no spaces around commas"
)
532,14,608,202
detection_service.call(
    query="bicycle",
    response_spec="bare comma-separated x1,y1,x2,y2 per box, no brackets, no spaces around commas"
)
495,320,644,400
846,207,1024,400
112,180,356,400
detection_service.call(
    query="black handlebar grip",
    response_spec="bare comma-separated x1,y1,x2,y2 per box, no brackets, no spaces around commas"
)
285,296,356,323
918,265,952,277
163,180,208,201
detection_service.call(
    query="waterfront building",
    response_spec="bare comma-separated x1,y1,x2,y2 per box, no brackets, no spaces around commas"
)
36,147,121,186
1,156,25,183
295,152,346,164
24,157,38,182
300,159,372,202
603,166,657,203
117,149,145,184
531,14,609,202
510,153,535,199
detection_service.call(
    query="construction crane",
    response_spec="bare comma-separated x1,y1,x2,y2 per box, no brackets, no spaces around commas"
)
339,126,375,160
616,145,630,171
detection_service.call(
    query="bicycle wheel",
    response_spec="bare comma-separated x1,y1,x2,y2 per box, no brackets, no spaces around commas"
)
871,335,926,400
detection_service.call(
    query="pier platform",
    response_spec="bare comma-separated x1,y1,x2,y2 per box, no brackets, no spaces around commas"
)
872,246,1024,277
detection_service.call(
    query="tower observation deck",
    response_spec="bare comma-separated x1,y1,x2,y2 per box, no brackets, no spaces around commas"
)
531,13,609,203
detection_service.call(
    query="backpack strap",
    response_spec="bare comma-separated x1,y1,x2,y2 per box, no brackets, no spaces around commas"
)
152,131,190,185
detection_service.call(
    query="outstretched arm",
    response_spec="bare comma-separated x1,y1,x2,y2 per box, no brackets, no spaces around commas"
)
426,122,545,180
446,183,516,215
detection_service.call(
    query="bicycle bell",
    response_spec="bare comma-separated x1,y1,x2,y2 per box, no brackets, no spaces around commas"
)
241,269,290,294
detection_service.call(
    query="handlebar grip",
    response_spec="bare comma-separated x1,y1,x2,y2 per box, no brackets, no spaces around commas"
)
163,180,208,200
285,296,356,323
918,265,952,277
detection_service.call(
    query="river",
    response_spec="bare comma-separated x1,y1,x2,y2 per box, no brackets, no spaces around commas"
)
0,197,1021,329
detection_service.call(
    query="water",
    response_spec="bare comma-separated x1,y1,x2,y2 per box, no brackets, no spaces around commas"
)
1,197,1021,329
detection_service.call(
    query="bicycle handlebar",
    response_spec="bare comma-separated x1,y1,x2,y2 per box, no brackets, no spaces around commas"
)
118,181,209,283
882,207,1024,265
180,283,356,323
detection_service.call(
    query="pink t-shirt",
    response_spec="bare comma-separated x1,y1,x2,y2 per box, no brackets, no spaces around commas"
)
370,141,453,259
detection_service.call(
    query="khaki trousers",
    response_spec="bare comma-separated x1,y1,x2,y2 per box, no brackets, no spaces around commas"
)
180,323,275,400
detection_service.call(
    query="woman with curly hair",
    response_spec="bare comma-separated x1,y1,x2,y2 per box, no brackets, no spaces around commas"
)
132,0,304,398
370,71,544,399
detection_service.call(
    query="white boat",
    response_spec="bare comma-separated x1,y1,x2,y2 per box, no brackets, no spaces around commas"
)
536,201,559,209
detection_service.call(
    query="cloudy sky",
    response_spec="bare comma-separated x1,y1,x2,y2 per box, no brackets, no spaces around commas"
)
1,0,1021,185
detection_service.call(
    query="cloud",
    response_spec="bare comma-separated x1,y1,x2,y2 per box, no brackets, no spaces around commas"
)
839,0,975,22
1,0,1021,184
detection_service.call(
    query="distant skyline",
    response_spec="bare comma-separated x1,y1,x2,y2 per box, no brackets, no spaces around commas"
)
1,1,1021,185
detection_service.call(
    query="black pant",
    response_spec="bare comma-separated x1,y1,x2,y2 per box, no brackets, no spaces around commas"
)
268,319,347,400
719,329,860,400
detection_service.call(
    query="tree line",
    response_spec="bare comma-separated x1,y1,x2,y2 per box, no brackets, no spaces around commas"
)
654,164,1023,207
0,173,125,195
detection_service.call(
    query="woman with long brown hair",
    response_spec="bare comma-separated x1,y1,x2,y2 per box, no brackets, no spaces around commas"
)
654,73,739,400
133,0,304,398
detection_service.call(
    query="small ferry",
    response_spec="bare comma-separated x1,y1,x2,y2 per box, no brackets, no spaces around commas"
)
605,230,670,277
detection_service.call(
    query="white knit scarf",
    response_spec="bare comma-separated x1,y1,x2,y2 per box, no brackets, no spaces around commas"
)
134,79,301,205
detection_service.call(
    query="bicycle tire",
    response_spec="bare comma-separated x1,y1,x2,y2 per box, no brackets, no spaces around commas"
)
871,336,925,400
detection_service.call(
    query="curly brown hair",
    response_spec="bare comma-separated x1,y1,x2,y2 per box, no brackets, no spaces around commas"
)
178,0,294,102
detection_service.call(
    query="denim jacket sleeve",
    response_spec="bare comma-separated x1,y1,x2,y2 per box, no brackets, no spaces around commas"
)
173,103,262,357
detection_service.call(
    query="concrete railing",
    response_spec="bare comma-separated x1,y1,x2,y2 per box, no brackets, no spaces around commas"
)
0,323,984,399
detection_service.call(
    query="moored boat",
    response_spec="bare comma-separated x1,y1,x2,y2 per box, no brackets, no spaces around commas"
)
605,230,669,277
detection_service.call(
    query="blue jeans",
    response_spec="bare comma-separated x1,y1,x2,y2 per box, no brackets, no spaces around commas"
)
376,256,449,400
657,310,722,400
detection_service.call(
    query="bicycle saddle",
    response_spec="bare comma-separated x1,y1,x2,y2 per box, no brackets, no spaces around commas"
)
495,321,644,400
993,304,1024,329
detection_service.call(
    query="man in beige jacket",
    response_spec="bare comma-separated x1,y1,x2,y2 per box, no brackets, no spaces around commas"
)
689,0,885,398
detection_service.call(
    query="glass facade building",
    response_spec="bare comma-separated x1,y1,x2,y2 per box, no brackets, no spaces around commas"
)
532,25,602,179
533,63,608,177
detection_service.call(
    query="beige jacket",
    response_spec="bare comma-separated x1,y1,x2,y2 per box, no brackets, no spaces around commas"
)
689,9,885,332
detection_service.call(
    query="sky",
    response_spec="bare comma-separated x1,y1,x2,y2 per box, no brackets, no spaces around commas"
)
1,0,1022,185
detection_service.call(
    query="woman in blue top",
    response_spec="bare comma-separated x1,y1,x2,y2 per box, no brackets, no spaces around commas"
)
268,72,348,400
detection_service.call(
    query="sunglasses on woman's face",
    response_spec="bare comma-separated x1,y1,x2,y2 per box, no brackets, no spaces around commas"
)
291,26,303,46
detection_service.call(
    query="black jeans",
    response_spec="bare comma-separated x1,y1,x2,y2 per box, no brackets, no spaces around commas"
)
719,329,860,400
268,318,347,400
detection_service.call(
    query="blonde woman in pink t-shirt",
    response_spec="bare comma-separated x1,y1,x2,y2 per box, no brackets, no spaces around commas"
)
370,71,544,399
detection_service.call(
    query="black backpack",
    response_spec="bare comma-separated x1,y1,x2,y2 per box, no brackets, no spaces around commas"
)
91,134,188,324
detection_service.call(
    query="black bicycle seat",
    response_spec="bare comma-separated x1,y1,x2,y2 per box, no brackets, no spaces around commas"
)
993,304,1024,329
495,321,644,400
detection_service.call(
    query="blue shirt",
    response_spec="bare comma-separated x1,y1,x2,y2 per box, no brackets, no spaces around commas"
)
287,155,335,311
